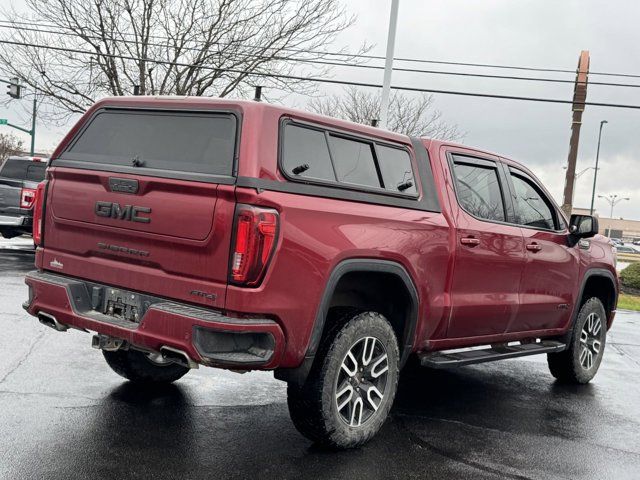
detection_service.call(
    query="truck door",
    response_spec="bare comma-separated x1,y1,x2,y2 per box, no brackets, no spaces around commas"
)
503,166,579,332
443,150,526,338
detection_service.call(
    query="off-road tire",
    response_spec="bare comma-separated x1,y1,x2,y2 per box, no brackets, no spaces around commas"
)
547,297,607,384
103,349,190,384
287,311,399,449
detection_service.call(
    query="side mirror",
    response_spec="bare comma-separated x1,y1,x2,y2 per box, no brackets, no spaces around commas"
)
569,214,599,239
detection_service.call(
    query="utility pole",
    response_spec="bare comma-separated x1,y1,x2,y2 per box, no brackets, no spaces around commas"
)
561,50,590,217
589,120,607,215
379,0,399,129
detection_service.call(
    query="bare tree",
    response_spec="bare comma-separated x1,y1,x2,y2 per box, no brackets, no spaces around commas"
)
0,0,366,122
0,133,24,160
309,87,464,140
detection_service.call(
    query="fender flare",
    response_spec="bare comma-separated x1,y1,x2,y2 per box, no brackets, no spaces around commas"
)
276,259,420,385
569,268,618,333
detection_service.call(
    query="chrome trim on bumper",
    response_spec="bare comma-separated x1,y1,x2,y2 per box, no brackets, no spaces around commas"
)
0,215,26,226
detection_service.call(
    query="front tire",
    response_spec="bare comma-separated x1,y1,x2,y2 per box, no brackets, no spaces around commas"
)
547,297,607,384
103,349,190,384
287,311,399,449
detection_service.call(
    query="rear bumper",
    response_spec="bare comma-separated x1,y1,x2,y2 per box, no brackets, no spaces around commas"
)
0,214,30,227
24,270,286,369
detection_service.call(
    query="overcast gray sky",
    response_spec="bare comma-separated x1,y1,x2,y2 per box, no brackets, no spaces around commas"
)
2,0,640,219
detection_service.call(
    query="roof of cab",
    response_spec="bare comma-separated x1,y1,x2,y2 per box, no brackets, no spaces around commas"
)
425,137,538,178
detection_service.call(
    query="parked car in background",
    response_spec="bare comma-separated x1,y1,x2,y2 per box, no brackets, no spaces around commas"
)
614,245,640,255
0,156,48,239
23,97,618,449
610,238,624,246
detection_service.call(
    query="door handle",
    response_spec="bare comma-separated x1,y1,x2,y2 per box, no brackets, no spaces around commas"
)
460,237,480,247
526,243,542,252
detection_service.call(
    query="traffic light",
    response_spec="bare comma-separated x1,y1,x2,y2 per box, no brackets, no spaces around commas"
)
6,78,21,99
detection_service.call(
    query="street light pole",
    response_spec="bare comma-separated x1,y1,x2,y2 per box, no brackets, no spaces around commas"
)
609,194,617,218
598,194,630,236
379,0,399,129
589,120,608,215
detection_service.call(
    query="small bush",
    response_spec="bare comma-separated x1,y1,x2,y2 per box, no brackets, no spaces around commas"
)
620,262,640,289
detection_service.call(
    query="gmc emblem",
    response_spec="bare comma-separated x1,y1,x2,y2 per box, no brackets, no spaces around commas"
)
95,201,151,223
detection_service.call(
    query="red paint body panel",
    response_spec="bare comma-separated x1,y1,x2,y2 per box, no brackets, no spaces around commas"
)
40,169,235,310
226,187,451,366
511,227,579,332
25,97,618,371
24,275,285,369
438,145,525,337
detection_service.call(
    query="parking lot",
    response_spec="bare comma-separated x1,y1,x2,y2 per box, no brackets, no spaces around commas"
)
1,236,639,479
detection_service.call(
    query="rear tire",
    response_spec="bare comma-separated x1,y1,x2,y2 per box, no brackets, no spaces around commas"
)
287,311,399,449
103,349,190,384
547,297,607,384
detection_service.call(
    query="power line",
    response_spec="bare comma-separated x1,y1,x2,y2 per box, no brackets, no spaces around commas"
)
3,38,640,111
0,18,590,76
2,21,640,90
5,18,640,80
4,18,640,80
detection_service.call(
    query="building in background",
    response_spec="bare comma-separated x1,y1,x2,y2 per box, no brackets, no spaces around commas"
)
573,207,640,240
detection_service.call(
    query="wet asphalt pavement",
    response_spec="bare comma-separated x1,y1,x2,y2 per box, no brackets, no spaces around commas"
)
1,237,639,480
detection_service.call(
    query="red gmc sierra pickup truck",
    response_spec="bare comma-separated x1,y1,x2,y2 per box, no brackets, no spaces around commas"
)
23,97,618,449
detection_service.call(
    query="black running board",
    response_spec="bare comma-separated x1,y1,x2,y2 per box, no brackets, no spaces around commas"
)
419,340,567,369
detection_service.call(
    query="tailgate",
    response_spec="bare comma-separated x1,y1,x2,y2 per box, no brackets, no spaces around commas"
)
0,158,45,217
0,177,22,215
40,108,239,309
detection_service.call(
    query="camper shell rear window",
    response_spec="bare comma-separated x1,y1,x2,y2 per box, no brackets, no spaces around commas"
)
58,109,238,177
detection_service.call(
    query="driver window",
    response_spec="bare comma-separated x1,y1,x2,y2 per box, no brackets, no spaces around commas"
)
452,159,506,222
509,172,556,230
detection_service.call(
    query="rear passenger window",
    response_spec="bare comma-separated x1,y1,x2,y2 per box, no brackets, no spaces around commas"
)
328,135,380,188
452,160,505,222
376,145,416,194
282,125,336,182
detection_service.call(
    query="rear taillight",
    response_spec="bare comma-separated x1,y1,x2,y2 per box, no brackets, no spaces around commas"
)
20,188,37,209
32,182,46,246
230,204,279,286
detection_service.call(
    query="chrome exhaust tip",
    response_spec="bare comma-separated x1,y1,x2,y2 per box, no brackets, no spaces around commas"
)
159,346,199,369
37,312,68,332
